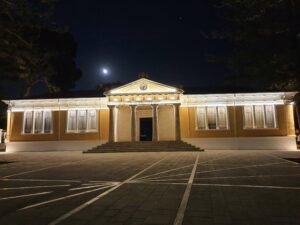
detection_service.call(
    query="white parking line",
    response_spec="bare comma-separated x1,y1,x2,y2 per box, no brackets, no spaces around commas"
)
136,172,190,181
192,183,300,190
139,178,189,182
259,151,300,165
0,192,52,200
20,185,115,210
2,159,89,178
195,174,300,180
173,152,200,225
69,184,110,191
137,154,230,180
48,156,167,225
196,162,286,174
0,184,70,190
0,178,81,183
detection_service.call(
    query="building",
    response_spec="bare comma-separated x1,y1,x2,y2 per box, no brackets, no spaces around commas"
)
3,78,298,152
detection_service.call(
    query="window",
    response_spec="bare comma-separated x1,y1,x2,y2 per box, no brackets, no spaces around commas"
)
23,111,52,134
196,106,228,130
67,110,77,132
24,111,33,134
87,110,97,130
243,105,277,129
77,110,87,131
44,111,52,133
67,109,98,133
34,111,43,133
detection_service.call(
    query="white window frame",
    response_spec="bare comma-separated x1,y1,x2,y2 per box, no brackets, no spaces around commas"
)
196,106,229,130
66,109,98,133
243,105,277,129
22,111,53,134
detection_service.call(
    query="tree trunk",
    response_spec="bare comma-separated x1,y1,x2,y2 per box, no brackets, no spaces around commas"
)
23,85,32,97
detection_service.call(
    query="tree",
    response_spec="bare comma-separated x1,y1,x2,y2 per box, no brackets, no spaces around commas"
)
211,0,300,91
0,0,81,97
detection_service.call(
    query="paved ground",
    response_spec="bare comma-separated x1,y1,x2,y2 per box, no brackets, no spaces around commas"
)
0,150,300,225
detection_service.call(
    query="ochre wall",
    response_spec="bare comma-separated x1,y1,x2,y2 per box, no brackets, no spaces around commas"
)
59,111,100,140
158,105,175,141
9,109,109,142
8,104,295,142
99,109,109,140
286,105,295,136
180,105,295,138
116,106,131,142
10,111,59,141
235,105,287,137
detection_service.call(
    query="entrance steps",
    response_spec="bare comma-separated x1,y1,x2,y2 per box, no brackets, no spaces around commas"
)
83,141,204,153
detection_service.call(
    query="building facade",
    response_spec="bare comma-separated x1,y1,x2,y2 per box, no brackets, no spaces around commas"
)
3,78,297,152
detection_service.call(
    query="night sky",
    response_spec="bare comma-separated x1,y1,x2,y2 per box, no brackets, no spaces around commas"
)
55,0,228,90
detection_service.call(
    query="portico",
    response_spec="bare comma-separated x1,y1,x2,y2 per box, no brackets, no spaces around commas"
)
105,78,183,142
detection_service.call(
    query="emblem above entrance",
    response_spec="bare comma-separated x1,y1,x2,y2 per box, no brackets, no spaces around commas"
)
139,83,148,91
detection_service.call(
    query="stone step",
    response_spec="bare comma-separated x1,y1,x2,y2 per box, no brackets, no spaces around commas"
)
83,141,204,153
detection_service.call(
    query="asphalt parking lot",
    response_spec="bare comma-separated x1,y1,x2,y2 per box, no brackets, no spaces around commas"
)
0,150,300,225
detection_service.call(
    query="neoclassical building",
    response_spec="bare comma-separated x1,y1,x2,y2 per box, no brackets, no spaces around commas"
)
3,78,298,152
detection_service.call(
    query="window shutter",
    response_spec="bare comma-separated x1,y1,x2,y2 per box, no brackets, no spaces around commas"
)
206,107,217,129
68,110,77,131
44,111,52,133
24,111,33,133
254,105,264,128
34,111,43,133
77,110,87,131
217,107,227,129
87,110,97,130
196,107,206,129
264,105,276,128
243,106,254,128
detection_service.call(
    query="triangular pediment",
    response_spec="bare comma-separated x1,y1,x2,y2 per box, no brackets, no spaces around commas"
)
104,78,183,95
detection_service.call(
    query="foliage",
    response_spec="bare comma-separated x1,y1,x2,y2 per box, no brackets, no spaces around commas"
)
0,0,81,97
212,0,300,91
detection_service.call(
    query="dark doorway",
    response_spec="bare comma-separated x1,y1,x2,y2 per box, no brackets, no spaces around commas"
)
140,118,153,141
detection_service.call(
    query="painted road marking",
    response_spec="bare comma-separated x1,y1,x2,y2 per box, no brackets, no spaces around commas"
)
69,184,110,191
192,183,300,190
20,185,115,210
130,180,300,190
2,159,89,178
0,184,70,190
137,172,190,181
137,154,230,180
196,162,286,174
259,151,300,165
0,178,81,183
0,192,52,200
48,156,168,225
173,152,200,225
195,174,300,180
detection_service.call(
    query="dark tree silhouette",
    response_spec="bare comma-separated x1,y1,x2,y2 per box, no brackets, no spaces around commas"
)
0,0,81,97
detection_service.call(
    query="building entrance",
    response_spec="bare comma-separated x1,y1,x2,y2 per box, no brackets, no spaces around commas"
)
140,118,153,141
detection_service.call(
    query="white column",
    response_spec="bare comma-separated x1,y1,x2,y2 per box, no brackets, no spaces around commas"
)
152,104,158,141
108,105,115,142
174,103,181,141
131,105,137,142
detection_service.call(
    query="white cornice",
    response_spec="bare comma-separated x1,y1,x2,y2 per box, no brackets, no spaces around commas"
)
2,92,297,111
